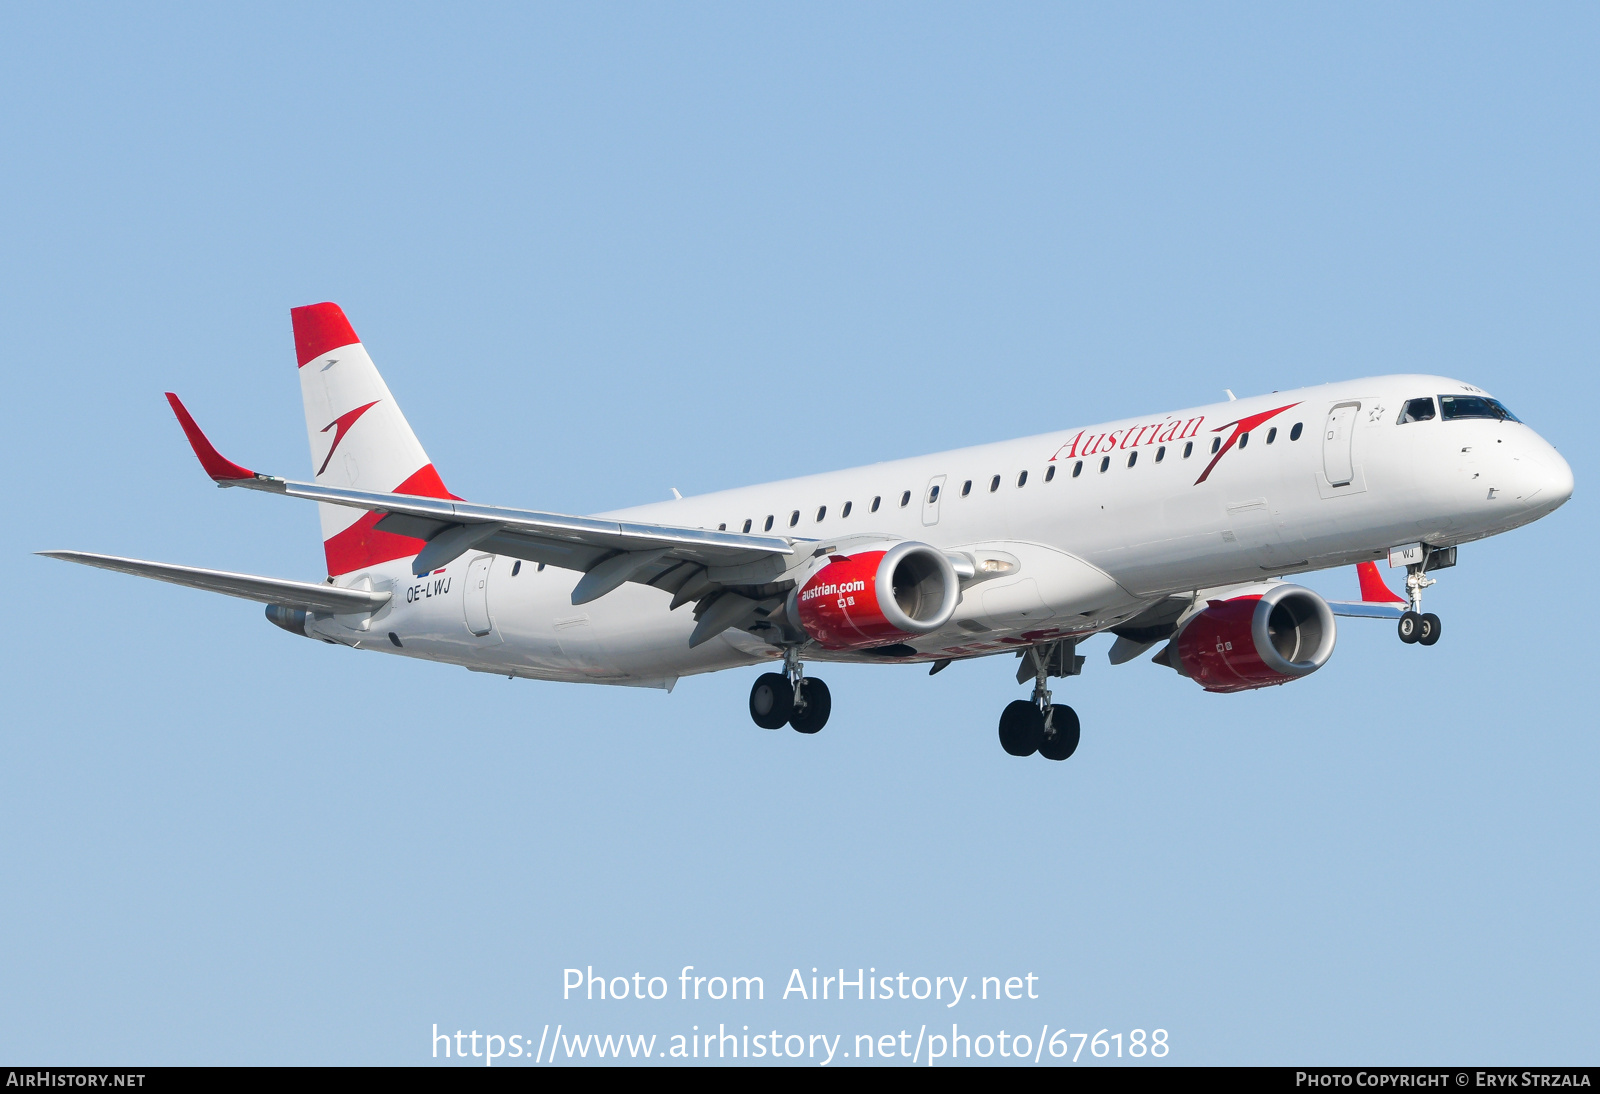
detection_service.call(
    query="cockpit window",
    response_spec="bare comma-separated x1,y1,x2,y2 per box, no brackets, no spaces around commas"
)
1398,397,1435,424
1439,395,1519,423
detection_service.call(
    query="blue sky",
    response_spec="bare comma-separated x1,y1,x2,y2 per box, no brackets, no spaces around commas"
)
1,3,1594,1065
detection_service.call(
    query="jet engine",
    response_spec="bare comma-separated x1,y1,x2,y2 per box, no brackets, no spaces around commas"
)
793,541,961,651
1165,583,1336,692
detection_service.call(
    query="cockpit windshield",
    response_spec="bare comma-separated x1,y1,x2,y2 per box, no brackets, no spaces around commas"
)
1398,397,1435,423
1439,395,1519,423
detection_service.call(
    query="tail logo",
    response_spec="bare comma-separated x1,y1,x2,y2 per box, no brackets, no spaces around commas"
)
318,400,381,476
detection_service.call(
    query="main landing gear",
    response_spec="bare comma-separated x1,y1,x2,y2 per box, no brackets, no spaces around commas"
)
998,640,1081,761
1397,552,1446,647
749,649,832,734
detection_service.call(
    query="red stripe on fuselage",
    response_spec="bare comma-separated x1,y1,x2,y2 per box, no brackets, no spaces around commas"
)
321,463,459,576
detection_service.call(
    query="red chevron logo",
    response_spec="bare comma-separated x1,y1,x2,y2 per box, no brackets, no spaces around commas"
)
318,400,380,476
1193,402,1301,485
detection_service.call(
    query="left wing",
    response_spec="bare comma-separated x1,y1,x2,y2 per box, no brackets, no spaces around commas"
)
167,394,808,636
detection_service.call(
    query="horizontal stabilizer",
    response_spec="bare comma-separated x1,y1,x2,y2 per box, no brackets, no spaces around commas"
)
38,550,391,615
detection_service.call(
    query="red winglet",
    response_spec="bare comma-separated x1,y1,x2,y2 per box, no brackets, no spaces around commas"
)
1357,561,1407,603
291,302,360,367
165,393,256,481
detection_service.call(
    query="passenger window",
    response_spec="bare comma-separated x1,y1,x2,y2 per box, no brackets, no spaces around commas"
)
900,490,911,507
743,519,752,533
1017,470,1028,487
1211,437,1221,454
1045,465,1055,482
928,485,939,504
962,479,972,496
788,510,799,527
764,515,774,531
815,506,826,522
537,563,545,572
1127,451,1137,468
718,523,726,531
1099,456,1110,473
1290,422,1303,441
512,560,521,576
990,475,1000,492
1399,397,1436,424
1239,432,1249,449
1266,427,1277,444
1072,460,1083,477
1156,445,1166,462
871,496,881,513
842,501,852,518
1183,441,1193,458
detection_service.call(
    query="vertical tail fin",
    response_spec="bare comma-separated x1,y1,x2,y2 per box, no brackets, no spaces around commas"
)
292,303,455,576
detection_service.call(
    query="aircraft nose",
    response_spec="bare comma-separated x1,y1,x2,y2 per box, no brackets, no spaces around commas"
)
1515,435,1574,512
1544,447,1575,508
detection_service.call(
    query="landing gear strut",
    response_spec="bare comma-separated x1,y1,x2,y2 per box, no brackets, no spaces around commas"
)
998,640,1080,761
749,648,831,734
1398,552,1444,647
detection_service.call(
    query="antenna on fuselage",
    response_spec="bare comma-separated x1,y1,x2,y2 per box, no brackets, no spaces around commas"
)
1225,389,1237,401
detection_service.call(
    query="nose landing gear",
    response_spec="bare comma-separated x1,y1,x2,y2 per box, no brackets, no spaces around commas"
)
748,648,832,734
998,640,1081,761
1397,548,1449,647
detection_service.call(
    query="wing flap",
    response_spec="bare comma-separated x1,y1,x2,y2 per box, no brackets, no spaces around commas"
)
39,551,391,614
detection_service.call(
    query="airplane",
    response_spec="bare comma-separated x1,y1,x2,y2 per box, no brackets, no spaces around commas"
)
42,303,1574,761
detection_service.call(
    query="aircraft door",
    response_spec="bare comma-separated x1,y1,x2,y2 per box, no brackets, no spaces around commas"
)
464,555,493,636
922,475,946,527
1322,403,1359,487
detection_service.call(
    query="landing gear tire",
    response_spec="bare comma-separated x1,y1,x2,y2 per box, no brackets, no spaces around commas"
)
1038,706,1080,761
998,699,1045,757
1398,611,1423,644
749,672,793,729
1418,613,1441,646
789,678,832,734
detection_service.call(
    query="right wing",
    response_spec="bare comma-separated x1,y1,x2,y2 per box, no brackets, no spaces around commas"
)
1326,561,1408,619
38,550,392,614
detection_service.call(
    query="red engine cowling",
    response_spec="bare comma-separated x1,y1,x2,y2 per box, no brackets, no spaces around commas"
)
794,541,961,651
1170,584,1337,693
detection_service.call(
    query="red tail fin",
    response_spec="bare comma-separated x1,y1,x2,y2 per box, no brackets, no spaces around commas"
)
290,302,457,576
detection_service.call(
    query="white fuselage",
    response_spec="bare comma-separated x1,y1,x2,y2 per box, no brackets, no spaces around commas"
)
307,375,1573,689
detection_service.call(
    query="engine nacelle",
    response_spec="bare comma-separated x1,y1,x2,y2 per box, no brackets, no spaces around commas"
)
1169,583,1336,692
794,541,961,651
